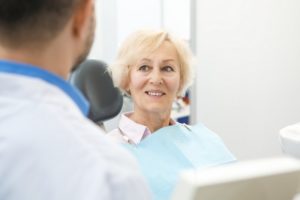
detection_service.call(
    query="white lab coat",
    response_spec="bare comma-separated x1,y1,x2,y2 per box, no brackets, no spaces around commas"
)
0,60,150,200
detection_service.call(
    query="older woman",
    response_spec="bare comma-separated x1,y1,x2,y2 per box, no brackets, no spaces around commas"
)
108,29,235,200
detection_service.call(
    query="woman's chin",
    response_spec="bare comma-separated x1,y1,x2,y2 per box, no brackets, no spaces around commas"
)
144,105,170,115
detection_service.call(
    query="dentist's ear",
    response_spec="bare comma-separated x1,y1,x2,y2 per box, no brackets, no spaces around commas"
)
72,0,94,38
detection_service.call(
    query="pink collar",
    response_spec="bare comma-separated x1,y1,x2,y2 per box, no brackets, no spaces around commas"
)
118,112,177,144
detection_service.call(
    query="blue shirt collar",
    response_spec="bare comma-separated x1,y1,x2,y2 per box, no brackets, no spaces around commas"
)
0,59,89,116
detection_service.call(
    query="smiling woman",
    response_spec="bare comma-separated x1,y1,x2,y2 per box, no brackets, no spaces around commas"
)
109,29,194,134
126,40,181,132
107,29,235,200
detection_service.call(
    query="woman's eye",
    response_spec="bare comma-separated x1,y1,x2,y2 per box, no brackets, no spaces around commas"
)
138,65,150,71
162,66,174,72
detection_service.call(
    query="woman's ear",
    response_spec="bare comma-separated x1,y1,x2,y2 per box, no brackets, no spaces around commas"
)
177,84,184,98
120,79,130,96
125,85,131,95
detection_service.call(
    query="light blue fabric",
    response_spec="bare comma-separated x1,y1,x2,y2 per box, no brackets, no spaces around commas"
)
123,123,236,200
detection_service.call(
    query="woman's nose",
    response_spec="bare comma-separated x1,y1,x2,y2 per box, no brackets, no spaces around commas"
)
149,70,163,85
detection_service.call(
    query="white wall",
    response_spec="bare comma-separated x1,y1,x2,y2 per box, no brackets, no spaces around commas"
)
89,0,117,62
90,0,191,64
116,0,161,49
195,0,300,160
163,0,190,41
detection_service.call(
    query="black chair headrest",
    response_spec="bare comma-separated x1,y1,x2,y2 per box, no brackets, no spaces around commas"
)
69,59,123,123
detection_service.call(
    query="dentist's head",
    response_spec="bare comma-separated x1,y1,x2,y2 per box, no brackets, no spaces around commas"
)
0,0,96,78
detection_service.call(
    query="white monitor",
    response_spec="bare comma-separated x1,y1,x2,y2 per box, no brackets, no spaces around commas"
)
172,157,300,200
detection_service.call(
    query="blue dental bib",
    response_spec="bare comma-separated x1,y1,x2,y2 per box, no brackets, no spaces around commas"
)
123,123,236,200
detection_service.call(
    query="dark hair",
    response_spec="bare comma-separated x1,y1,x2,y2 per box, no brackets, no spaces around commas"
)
0,0,81,46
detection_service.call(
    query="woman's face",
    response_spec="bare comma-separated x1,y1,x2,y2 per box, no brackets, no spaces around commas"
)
128,41,181,115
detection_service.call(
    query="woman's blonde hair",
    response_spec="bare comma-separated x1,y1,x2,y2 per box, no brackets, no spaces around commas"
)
109,29,195,96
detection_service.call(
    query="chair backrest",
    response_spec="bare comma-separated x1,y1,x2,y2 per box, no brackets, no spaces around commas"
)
69,59,123,126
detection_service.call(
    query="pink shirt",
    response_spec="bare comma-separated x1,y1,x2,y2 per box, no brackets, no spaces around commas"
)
108,112,176,145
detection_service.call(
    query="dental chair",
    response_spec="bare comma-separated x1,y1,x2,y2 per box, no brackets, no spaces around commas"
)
69,59,123,129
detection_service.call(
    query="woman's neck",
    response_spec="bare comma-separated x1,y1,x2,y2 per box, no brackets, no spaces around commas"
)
130,110,171,133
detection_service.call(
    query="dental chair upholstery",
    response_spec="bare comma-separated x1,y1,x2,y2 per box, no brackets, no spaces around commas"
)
69,59,123,128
